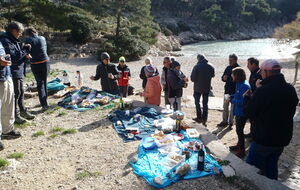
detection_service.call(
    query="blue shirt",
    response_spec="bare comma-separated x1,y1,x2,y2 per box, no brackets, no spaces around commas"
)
0,42,11,81
232,81,251,116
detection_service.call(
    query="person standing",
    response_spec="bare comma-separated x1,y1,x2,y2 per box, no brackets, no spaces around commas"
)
167,61,188,111
140,64,162,106
0,22,35,124
160,57,171,106
217,54,240,128
24,28,50,110
244,57,262,138
246,59,299,180
90,52,119,95
139,57,158,89
0,42,21,150
191,54,215,125
117,56,131,97
229,67,250,158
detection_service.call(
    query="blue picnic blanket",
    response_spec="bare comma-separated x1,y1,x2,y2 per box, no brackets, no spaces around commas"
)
108,107,163,142
58,86,118,112
130,131,222,188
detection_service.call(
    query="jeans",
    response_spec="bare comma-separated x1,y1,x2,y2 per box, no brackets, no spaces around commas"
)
169,97,181,111
235,116,248,149
246,141,284,180
0,78,15,137
31,62,49,108
193,92,209,121
119,86,128,97
12,78,25,115
223,96,234,124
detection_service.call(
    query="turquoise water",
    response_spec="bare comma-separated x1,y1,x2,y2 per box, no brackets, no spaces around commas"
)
181,38,300,59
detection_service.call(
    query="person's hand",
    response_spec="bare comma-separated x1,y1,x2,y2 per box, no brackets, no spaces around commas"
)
184,77,189,82
0,57,11,66
223,75,228,81
108,73,114,79
90,76,95,80
256,79,262,88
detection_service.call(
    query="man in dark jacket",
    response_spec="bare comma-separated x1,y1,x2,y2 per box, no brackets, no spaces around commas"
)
0,42,22,150
191,54,215,125
244,57,262,138
90,52,119,95
0,22,35,124
24,28,50,110
246,59,299,180
217,54,240,128
167,61,187,111
160,57,171,106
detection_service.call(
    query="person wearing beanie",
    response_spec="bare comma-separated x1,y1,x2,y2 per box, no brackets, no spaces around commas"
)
140,64,162,106
139,57,158,89
90,52,119,95
191,54,215,125
167,61,188,111
246,59,298,180
117,56,131,97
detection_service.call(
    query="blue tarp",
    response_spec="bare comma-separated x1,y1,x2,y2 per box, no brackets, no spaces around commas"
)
130,131,222,188
58,87,118,112
108,107,163,142
47,78,65,92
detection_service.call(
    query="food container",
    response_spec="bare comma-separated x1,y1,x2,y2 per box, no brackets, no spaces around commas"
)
163,153,185,169
186,128,200,138
142,137,157,150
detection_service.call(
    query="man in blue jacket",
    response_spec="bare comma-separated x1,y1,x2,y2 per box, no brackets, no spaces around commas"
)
217,54,240,128
246,59,299,180
0,22,35,124
0,42,22,150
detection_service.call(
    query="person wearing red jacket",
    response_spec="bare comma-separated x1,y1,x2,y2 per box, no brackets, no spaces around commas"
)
117,56,131,97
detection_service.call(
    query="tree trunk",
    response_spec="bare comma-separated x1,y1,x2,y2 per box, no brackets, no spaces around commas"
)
115,9,121,38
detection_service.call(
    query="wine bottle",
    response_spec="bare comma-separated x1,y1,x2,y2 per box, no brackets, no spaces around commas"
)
197,144,205,171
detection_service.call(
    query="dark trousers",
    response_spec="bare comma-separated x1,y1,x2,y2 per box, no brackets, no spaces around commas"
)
31,62,49,107
235,116,248,149
119,86,128,97
193,92,209,121
12,78,25,115
247,141,284,180
164,90,170,105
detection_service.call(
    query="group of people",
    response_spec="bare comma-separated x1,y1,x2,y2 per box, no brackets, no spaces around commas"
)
0,21,52,150
0,21,299,182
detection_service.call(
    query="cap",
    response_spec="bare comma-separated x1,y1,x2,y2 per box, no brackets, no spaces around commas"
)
260,59,282,71
101,52,110,60
119,56,126,62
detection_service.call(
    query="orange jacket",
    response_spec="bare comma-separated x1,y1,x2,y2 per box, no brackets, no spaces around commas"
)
144,75,162,106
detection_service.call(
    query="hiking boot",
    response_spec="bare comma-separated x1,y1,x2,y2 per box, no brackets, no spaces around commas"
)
42,105,50,111
2,130,21,140
193,118,203,123
217,121,228,127
0,141,4,151
20,110,35,120
202,120,207,127
15,115,27,124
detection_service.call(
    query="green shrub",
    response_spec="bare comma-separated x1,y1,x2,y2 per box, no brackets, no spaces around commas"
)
7,152,24,160
0,159,9,169
241,11,256,23
69,13,93,44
